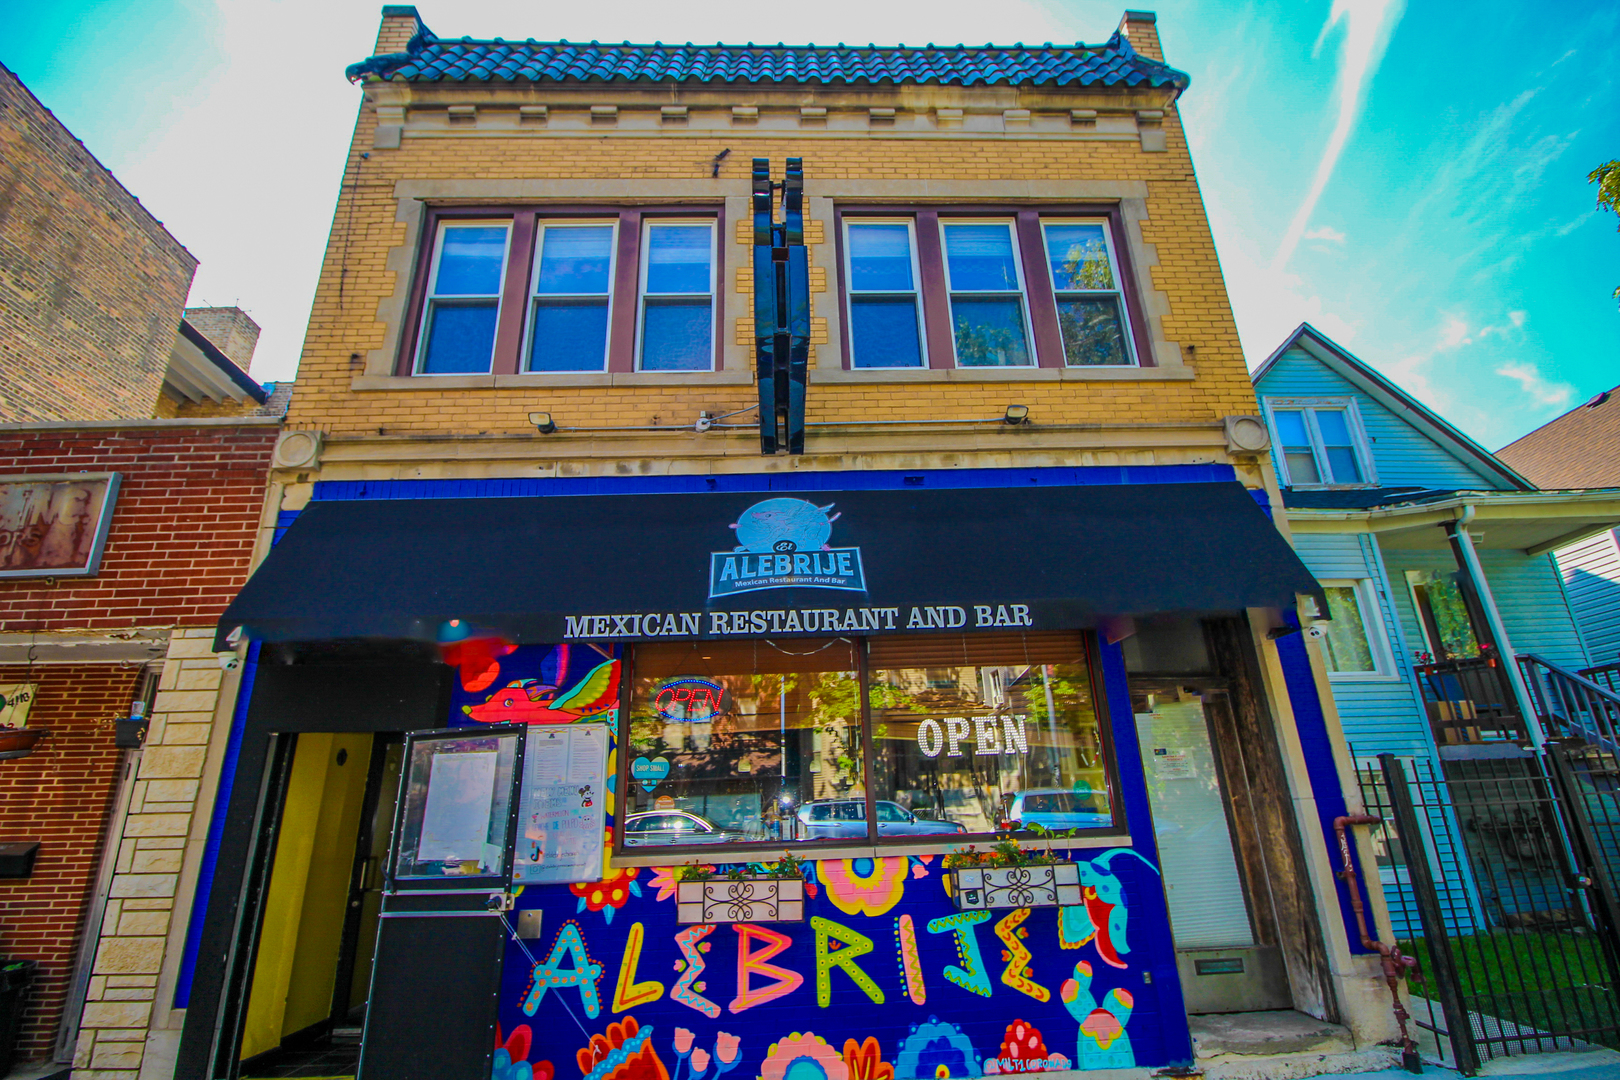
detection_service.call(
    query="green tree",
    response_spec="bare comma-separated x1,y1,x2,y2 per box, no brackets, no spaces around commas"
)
1593,160,1620,308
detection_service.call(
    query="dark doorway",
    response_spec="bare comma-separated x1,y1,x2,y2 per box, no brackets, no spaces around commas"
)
231,734,402,1079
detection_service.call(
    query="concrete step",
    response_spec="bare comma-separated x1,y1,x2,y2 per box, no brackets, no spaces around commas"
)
1191,1010,1358,1058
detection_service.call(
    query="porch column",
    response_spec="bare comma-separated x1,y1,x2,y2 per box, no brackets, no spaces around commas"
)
1442,509,1545,746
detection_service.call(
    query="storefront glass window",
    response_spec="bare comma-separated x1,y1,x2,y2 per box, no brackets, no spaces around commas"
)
866,632,1115,837
625,639,862,847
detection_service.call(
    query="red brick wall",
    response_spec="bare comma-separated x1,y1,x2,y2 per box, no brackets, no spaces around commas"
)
0,663,136,1061
0,424,278,632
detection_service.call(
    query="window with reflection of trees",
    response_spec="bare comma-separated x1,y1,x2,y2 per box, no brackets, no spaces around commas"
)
621,632,1119,854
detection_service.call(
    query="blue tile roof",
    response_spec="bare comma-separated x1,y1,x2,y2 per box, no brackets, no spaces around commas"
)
346,21,1189,92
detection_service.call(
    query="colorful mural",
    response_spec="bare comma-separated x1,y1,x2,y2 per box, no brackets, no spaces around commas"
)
465,644,1186,1080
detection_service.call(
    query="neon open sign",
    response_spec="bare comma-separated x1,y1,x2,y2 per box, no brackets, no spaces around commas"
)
653,677,724,722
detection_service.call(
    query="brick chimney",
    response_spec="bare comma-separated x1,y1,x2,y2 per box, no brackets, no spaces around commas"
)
183,306,260,371
1118,10,1166,63
376,5,426,54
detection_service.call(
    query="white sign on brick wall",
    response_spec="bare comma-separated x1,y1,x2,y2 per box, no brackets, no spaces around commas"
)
0,683,37,727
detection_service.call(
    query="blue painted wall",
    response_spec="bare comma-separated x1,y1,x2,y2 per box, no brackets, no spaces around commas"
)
460,638,1193,1080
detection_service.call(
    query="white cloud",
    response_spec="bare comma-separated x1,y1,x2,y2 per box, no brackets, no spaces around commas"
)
1495,360,1575,409
1271,0,1406,272
1303,225,1346,243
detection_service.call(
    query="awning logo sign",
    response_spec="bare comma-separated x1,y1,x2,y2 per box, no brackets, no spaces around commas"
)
709,497,866,598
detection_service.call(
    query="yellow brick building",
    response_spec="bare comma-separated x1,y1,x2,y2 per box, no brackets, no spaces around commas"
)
131,9,1406,1080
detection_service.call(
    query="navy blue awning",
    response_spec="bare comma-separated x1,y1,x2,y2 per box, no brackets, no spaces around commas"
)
217,482,1320,648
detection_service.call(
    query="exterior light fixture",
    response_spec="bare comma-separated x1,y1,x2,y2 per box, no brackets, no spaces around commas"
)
1004,404,1030,425
529,411,557,434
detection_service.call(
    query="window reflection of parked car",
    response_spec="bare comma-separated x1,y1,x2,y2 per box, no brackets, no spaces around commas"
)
622,810,737,846
797,799,966,839
1004,789,1112,832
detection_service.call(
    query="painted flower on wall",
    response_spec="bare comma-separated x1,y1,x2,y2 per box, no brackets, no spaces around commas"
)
492,1023,555,1080
820,857,908,917
760,1033,849,1080
579,1016,669,1080
570,866,642,923
842,1037,893,1080
894,1017,980,1080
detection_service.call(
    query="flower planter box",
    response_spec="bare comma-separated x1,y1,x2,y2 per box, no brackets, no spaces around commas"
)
0,730,44,762
950,863,1082,910
676,876,805,923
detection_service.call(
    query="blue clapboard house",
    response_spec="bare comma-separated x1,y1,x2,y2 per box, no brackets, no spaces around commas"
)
1252,325,1620,936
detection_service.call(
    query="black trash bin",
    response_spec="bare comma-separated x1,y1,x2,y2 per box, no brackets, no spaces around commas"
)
0,960,37,1080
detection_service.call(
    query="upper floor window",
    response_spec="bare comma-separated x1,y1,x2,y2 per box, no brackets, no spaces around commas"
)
837,208,1148,371
1266,400,1374,487
844,220,925,369
1042,221,1134,367
401,208,721,377
417,222,511,374
942,222,1033,367
638,222,716,372
528,222,616,372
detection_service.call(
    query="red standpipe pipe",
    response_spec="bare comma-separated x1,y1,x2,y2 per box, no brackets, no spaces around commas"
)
1334,814,1422,1072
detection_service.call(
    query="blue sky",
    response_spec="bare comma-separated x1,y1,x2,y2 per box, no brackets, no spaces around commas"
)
4,0,1617,449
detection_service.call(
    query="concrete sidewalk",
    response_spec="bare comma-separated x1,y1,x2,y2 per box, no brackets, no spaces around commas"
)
1311,1049,1620,1080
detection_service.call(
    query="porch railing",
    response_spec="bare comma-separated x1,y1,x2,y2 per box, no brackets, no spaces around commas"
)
1518,654,1620,752
1414,655,1528,745
1579,660,1620,699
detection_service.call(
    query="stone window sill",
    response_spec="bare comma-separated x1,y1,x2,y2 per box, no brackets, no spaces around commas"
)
611,833,1132,867
352,371,755,391
809,365,1195,383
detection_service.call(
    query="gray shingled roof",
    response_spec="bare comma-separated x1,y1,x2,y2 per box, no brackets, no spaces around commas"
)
346,21,1189,91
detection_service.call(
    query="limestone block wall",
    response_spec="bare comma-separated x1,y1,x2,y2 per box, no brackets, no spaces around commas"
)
71,629,238,1080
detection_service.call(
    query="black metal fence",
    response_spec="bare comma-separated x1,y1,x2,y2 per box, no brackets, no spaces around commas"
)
1357,748,1620,1073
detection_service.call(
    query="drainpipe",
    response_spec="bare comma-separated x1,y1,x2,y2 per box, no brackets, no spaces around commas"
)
1333,814,1421,1073
1443,505,1546,748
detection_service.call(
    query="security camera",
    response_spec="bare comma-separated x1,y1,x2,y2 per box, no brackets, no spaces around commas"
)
1305,623,1328,640
218,653,241,671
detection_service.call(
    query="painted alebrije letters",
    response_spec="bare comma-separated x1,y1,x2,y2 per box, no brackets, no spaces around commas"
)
893,914,926,1005
1061,961,1137,1070
924,911,992,998
893,1016,982,1080
759,1033,848,1080
577,1016,669,1080
671,925,721,1019
1056,848,1158,969
729,923,803,1012
811,916,884,1007
523,920,604,1019
819,857,908,916
992,908,1048,1002
612,922,666,1012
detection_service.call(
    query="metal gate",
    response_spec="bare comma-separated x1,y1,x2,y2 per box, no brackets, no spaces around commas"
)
1357,747,1620,1073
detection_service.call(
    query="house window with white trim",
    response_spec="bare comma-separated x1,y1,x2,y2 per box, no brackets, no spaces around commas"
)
1266,401,1374,487
1317,578,1393,678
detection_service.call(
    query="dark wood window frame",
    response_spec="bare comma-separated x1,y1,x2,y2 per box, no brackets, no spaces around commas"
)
397,203,726,377
834,204,1154,371
610,630,1126,860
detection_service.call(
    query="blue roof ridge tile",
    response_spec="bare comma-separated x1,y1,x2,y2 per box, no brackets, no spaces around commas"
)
344,23,1190,92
